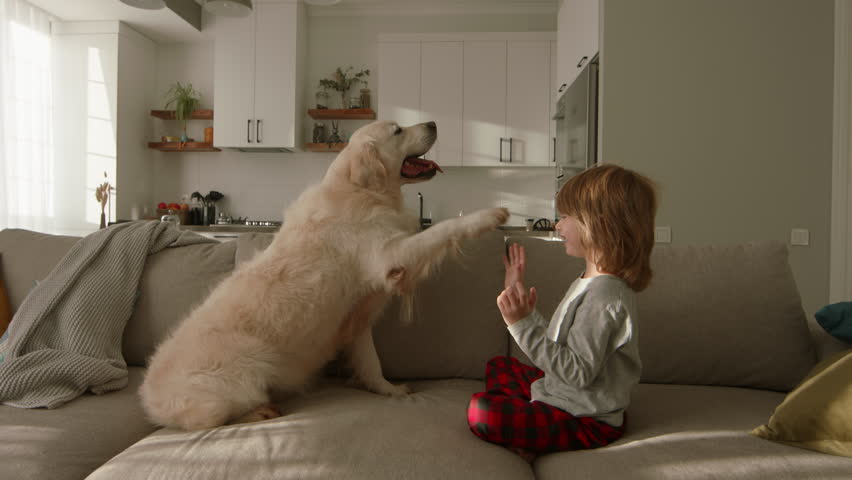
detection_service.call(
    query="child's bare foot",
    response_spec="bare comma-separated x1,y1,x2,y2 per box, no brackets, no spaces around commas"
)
510,447,538,463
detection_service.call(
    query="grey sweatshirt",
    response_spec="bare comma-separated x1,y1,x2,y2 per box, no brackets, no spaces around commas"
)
507,274,641,427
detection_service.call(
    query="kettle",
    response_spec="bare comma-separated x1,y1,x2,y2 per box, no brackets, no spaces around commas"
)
160,210,181,226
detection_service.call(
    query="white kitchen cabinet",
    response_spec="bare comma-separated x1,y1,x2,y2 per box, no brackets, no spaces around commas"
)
377,42,421,128
420,42,463,167
556,0,599,95
462,41,507,166
213,1,306,150
464,40,552,167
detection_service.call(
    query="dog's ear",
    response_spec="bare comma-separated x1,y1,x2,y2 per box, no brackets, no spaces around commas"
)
350,142,388,190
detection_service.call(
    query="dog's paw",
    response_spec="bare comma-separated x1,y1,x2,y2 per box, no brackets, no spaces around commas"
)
365,378,411,397
465,207,510,235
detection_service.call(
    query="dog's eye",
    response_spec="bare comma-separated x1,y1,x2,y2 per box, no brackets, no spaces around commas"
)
393,127,402,136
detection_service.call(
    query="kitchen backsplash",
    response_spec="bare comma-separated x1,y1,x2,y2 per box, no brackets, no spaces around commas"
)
151,149,556,226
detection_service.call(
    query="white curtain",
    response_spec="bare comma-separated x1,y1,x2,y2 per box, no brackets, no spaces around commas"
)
0,0,55,233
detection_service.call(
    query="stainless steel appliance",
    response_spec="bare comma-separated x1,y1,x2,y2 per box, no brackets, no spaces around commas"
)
553,55,599,191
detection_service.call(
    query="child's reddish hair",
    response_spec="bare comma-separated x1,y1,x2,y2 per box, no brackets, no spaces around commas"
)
556,164,658,292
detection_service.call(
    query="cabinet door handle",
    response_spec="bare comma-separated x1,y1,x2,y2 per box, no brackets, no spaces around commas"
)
508,137,513,163
553,137,556,162
499,137,504,163
247,119,253,143
577,55,588,68
257,119,262,143
558,83,567,93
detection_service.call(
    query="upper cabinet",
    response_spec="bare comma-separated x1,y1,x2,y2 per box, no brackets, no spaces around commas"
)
212,1,306,150
379,33,555,167
556,0,599,95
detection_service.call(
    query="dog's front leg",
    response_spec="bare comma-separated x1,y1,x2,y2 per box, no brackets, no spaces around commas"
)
383,207,509,293
345,329,410,396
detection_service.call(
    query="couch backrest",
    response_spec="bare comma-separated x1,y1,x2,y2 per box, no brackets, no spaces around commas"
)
510,236,817,392
0,229,81,314
122,241,236,366
0,228,237,367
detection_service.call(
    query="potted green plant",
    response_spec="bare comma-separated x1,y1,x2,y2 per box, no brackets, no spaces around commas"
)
164,81,201,142
318,67,370,109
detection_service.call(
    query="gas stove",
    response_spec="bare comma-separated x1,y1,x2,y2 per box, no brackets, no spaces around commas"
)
211,218,283,228
241,220,283,227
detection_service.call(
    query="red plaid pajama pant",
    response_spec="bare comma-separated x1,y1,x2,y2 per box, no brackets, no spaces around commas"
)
467,356,625,453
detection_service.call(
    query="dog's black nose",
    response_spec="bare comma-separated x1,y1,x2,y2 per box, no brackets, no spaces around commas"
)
425,121,437,129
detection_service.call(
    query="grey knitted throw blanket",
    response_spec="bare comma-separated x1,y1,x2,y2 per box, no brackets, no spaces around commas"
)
0,221,214,408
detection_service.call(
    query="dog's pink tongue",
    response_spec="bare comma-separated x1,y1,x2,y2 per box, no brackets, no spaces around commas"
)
405,157,443,173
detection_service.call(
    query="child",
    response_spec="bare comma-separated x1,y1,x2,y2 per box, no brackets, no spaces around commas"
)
467,164,657,460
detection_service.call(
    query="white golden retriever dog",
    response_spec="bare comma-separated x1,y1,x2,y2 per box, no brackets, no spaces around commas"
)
140,120,509,430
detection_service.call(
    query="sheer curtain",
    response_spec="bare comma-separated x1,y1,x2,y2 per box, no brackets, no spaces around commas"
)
0,0,55,233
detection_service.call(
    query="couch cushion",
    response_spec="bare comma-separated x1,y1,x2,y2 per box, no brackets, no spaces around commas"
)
0,229,80,315
509,238,815,392
87,378,534,480
535,383,852,479
372,229,509,380
751,350,852,457
638,241,815,391
0,367,157,480
122,241,236,366
235,232,275,266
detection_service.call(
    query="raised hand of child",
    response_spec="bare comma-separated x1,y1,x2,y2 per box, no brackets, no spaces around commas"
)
497,281,537,326
503,243,527,290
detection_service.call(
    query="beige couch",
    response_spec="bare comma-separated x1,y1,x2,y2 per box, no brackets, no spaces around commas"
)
1,227,850,479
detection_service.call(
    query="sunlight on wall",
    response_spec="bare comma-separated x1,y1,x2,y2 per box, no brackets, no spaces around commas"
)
4,20,54,225
85,47,116,225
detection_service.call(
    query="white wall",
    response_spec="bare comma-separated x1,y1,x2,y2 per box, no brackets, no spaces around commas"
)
599,0,834,326
116,24,157,221
150,12,558,225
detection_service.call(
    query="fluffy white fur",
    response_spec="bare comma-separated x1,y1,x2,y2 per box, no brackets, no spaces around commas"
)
139,120,509,430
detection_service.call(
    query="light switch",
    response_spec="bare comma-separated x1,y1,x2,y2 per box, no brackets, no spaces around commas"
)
790,228,809,246
655,226,672,244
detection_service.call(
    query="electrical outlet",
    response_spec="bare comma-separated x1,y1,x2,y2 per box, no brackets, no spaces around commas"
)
655,226,672,244
790,228,809,246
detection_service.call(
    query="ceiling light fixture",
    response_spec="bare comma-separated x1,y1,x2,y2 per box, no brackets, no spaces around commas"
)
119,0,166,9
304,0,343,4
202,0,253,17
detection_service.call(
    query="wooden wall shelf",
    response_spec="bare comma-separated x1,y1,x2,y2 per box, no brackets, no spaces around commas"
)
304,142,347,152
150,109,214,120
148,141,221,152
307,108,375,120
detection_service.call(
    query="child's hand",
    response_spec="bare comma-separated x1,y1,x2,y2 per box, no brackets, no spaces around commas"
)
503,243,527,289
497,281,537,326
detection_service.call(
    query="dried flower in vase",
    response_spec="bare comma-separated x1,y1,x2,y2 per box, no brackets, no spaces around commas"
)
94,171,114,229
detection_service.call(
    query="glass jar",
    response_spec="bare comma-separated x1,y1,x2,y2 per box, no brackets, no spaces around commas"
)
315,90,329,109
359,88,371,109
349,96,361,109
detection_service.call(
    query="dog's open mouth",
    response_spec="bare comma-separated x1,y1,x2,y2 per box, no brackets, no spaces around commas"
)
401,156,443,179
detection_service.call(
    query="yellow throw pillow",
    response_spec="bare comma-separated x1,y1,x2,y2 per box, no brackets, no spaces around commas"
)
0,254,11,337
751,350,852,457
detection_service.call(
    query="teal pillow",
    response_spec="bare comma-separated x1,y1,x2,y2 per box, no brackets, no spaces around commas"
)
815,302,852,343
